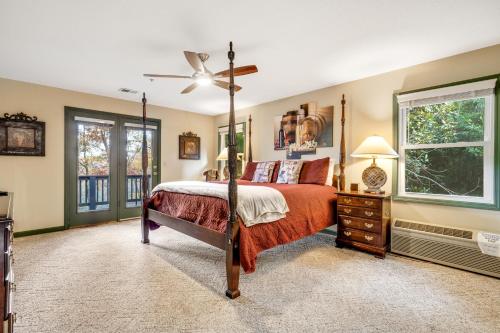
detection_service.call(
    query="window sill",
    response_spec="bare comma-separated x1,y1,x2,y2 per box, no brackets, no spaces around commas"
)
392,195,499,211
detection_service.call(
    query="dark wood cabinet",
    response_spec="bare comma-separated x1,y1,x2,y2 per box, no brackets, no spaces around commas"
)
0,219,14,333
336,191,391,258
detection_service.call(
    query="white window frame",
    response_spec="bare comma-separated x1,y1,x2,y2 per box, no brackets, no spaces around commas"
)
397,79,497,204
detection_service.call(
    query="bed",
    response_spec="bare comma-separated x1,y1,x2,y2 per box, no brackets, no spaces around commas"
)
139,42,347,298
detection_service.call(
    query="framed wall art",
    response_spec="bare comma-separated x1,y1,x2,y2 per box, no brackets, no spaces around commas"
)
179,131,200,160
0,112,45,156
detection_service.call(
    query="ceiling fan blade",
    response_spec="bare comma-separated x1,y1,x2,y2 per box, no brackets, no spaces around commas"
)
184,51,205,73
214,65,258,78
143,74,191,79
181,82,198,94
213,80,242,92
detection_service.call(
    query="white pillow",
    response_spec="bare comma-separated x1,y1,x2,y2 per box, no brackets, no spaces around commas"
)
325,158,335,186
251,161,275,183
277,160,304,184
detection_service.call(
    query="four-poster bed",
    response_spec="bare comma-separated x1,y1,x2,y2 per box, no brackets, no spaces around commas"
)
140,42,347,299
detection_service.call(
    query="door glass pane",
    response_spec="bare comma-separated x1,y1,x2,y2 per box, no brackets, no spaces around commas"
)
125,128,152,208
77,122,112,212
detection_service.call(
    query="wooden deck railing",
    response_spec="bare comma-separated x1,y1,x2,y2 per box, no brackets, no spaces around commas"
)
78,175,152,209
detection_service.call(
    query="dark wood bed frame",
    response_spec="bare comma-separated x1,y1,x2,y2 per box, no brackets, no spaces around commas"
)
140,42,347,299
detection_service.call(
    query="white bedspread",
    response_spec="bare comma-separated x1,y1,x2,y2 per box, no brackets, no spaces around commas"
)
152,181,289,227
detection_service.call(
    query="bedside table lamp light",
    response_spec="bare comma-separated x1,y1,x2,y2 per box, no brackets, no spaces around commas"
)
216,147,229,180
216,147,243,180
351,135,398,194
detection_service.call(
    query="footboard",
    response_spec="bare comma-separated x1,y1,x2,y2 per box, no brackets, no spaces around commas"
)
146,209,226,250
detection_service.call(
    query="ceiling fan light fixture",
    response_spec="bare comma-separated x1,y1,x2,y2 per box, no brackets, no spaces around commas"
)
196,76,213,86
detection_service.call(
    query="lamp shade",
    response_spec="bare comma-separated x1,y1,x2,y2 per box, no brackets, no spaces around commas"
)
351,135,398,159
216,147,228,161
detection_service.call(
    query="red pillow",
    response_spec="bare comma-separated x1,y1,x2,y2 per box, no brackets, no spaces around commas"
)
299,157,330,185
240,162,257,180
271,161,281,183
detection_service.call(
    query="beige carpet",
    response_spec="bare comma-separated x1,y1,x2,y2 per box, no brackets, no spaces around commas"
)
13,220,500,333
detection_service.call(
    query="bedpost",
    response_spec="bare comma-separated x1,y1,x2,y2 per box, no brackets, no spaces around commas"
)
248,115,253,163
141,92,150,244
225,41,241,299
339,94,346,191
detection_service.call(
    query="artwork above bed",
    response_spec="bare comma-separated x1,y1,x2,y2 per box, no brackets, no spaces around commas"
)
273,102,333,159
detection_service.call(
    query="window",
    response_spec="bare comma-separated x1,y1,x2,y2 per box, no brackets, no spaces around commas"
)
218,123,246,177
396,78,497,205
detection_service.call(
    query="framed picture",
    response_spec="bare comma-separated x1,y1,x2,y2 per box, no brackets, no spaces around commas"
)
274,102,334,159
179,131,200,160
0,113,45,156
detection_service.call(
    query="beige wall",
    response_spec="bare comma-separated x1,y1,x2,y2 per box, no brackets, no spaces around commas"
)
216,44,500,233
0,78,215,232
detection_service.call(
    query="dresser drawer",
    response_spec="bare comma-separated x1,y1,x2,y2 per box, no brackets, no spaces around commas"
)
338,227,380,246
339,215,381,233
337,205,381,220
338,195,381,209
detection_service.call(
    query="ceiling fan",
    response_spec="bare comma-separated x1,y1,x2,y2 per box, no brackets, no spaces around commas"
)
144,51,258,94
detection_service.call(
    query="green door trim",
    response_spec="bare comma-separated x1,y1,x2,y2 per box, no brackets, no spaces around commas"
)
64,106,161,228
118,116,161,219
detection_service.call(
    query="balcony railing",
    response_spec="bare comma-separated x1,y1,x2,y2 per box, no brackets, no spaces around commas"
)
78,175,152,210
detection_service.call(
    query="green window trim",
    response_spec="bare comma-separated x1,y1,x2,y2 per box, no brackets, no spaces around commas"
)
392,74,500,210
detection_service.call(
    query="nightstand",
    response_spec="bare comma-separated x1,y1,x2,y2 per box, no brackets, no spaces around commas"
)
335,191,391,258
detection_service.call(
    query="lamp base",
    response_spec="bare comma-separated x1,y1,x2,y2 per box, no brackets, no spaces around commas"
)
361,159,387,194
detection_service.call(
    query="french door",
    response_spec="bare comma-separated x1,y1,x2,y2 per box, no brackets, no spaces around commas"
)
64,107,160,227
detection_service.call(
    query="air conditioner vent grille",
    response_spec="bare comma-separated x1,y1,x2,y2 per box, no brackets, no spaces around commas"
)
392,234,500,277
394,220,473,239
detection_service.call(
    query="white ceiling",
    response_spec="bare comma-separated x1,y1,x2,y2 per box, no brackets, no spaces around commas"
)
1,1,500,115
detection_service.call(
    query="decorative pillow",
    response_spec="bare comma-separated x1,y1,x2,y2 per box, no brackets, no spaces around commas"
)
276,160,304,184
240,162,257,181
271,160,281,183
325,158,335,186
299,157,330,185
251,161,275,183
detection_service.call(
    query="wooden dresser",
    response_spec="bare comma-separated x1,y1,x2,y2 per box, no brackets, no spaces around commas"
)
0,219,14,333
335,191,391,258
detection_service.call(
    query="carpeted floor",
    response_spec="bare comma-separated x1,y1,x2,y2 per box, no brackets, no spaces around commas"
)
13,220,500,333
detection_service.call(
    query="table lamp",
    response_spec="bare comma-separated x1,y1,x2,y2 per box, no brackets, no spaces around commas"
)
216,147,229,180
351,135,398,194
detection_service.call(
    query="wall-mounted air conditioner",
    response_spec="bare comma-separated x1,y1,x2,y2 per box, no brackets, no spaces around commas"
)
391,219,500,278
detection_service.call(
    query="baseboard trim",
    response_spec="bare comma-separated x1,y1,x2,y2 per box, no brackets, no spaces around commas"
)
14,226,66,238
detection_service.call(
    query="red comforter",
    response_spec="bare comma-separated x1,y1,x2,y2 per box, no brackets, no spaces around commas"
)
148,180,337,273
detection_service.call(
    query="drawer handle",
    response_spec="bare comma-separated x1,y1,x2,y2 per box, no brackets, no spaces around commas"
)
364,211,374,217
344,219,352,225
344,198,352,203
343,231,352,237
364,235,374,241
343,208,352,214
364,200,374,206
364,223,374,229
